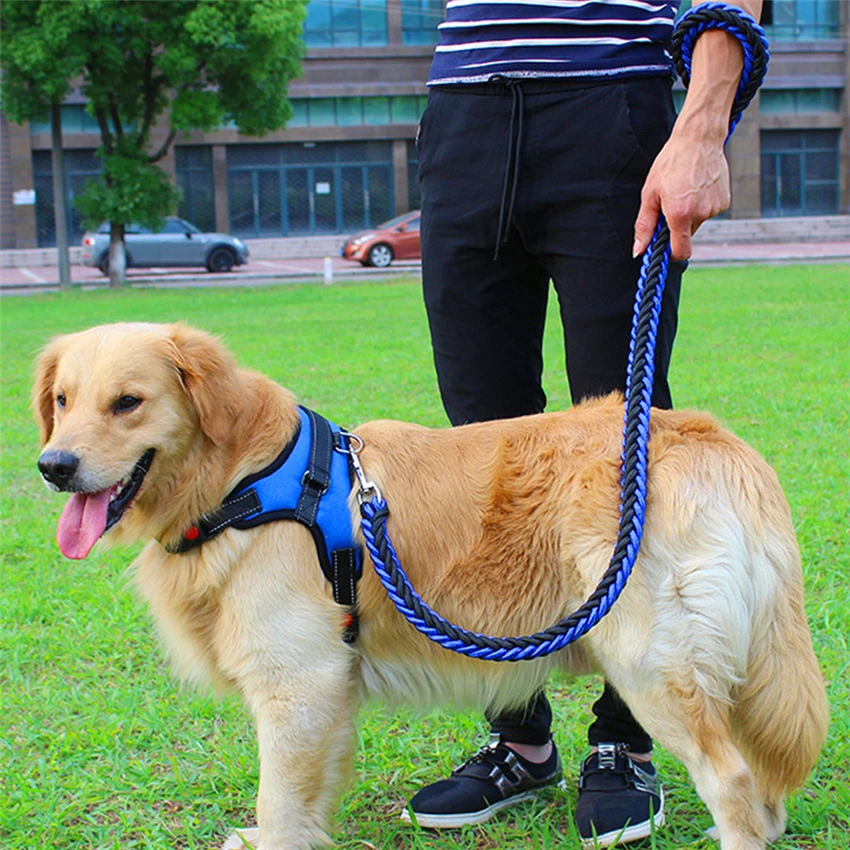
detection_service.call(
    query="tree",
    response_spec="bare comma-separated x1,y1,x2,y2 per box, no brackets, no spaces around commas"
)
1,0,307,286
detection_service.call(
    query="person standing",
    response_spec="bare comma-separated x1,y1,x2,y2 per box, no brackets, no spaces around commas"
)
404,0,763,845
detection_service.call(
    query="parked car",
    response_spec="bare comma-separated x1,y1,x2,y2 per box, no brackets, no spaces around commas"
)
340,210,420,267
81,218,249,274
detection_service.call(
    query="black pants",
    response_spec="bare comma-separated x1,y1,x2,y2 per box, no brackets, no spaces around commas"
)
419,76,684,753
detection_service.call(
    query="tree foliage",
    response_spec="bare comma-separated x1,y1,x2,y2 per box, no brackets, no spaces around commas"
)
1,0,307,283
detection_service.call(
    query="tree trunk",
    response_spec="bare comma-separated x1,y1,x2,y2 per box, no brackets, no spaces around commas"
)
108,222,126,288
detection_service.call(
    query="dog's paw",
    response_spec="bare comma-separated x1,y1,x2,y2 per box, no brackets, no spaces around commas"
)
222,827,259,849
703,825,720,842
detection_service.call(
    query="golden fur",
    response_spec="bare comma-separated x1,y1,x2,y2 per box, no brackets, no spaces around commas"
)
34,322,828,850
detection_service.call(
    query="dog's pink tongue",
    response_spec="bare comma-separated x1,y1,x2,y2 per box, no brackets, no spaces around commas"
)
56,490,112,559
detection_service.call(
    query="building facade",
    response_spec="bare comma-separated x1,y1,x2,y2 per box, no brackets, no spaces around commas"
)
1,0,848,250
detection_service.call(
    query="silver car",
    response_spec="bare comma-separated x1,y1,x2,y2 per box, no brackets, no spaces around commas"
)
81,217,249,274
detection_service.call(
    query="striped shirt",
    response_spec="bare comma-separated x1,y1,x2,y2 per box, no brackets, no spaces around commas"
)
428,0,681,85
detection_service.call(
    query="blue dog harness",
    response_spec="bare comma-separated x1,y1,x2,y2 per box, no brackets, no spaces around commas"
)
167,407,362,641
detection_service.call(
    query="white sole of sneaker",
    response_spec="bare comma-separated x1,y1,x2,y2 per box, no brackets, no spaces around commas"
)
400,790,540,829
579,788,665,848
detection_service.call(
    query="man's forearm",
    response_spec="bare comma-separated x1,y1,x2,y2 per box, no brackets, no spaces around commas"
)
632,1,764,260
675,1,763,142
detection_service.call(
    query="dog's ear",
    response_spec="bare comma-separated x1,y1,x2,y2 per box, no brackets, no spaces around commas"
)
32,336,65,445
167,323,244,447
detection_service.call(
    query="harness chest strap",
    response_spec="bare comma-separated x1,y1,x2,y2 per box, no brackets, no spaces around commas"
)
164,406,362,642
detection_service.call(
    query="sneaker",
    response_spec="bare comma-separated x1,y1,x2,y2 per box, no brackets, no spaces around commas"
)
575,743,664,848
401,737,563,828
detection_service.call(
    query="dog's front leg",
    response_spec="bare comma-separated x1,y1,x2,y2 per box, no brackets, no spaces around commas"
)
250,668,356,850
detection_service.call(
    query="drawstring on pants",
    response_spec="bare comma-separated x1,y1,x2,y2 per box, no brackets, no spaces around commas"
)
494,78,525,260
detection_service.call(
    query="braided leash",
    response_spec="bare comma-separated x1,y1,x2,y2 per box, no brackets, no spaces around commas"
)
358,3,769,660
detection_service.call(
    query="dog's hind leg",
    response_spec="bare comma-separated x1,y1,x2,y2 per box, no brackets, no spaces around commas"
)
608,681,769,850
760,797,787,844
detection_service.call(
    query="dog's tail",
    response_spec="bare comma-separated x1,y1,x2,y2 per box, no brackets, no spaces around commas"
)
731,480,829,804
734,592,828,799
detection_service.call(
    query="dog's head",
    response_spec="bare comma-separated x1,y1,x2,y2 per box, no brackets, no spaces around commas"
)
33,322,244,558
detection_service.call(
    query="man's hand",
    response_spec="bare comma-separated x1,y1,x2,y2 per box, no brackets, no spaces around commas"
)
633,118,731,261
633,0,762,262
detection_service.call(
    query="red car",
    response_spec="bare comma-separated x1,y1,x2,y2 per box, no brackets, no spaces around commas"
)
340,210,421,267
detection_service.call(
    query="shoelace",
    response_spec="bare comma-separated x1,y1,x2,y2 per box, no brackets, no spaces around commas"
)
581,750,654,791
453,743,509,774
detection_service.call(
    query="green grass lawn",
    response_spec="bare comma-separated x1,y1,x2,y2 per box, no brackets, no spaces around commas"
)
2,264,848,849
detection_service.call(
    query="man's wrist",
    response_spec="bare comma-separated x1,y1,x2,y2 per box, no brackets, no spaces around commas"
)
672,103,731,147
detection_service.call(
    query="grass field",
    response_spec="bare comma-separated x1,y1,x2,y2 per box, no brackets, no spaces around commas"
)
2,264,848,849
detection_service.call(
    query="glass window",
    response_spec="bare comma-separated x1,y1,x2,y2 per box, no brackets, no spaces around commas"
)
175,147,216,233
364,97,391,126
176,146,212,170
31,148,103,247
289,100,309,127
163,218,187,234
303,0,332,45
309,99,337,126
228,145,282,168
32,150,52,175
227,141,394,236
390,96,420,124
401,0,444,45
336,97,363,126
760,90,796,114
763,0,840,38
760,88,841,114
360,1,388,45
29,104,132,136
760,129,840,216
286,142,335,164
303,0,388,47
284,97,426,127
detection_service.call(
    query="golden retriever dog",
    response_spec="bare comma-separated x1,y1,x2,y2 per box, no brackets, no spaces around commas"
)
33,322,827,850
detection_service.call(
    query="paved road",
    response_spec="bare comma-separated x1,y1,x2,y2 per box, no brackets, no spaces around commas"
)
1,241,847,296
0,254,422,295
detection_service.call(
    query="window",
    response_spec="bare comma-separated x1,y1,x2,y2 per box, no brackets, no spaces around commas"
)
32,149,102,247
762,0,840,38
401,0,443,45
287,96,427,127
760,89,842,114
227,141,394,236
29,104,135,136
163,219,189,234
303,0,388,47
364,97,391,125
30,105,103,135
175,146,216,232
761,129,840,217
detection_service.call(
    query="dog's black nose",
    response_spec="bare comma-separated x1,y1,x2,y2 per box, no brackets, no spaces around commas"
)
38,450,80,489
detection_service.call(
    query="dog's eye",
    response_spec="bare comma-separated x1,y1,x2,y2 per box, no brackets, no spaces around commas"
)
113,395,142,414
56,393,66,409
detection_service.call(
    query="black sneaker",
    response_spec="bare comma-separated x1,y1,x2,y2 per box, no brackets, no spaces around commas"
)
401,737,563,828
575,743,664,847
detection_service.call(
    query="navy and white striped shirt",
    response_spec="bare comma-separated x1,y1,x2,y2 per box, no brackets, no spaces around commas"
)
428,0,681,85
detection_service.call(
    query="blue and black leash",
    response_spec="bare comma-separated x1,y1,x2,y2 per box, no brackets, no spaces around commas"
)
357,3,769,661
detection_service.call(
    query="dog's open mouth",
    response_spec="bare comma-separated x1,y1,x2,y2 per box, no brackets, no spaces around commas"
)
57,449,155,560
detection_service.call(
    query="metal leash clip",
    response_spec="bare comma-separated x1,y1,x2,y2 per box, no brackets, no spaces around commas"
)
336,431,382,505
